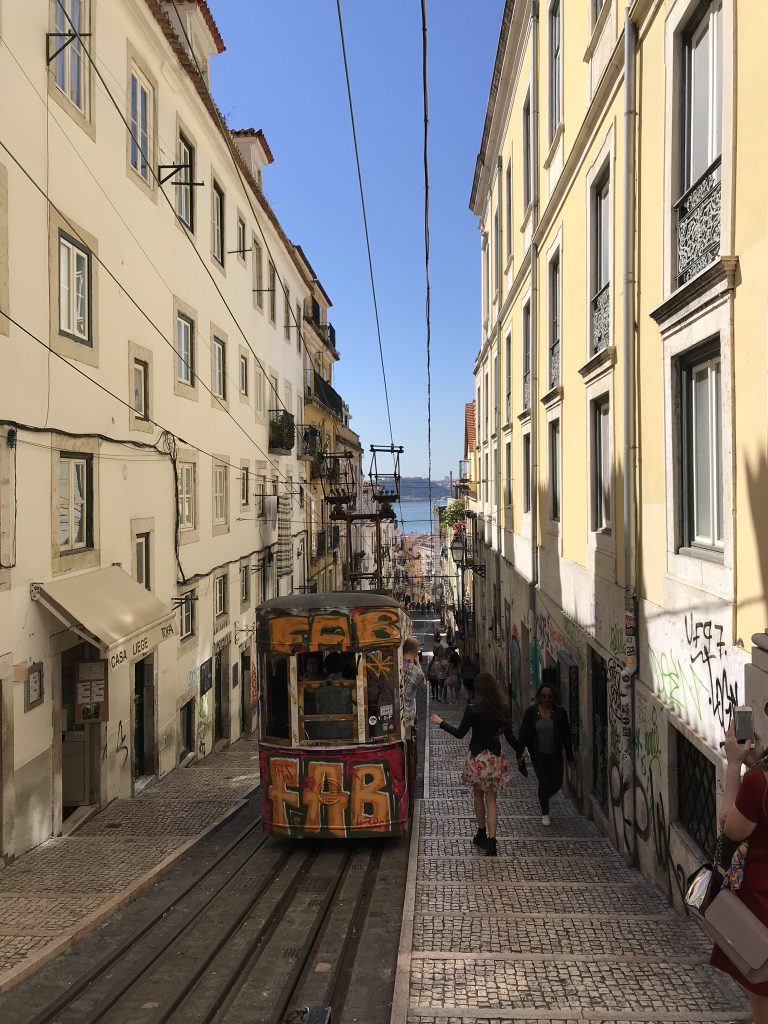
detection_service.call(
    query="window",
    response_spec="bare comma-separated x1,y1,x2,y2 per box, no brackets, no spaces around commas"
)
178,462,195,531
239,354,248,396
681,343,722,552
129,65,152,182
284,286,291,340
677,730,716,856
179,592,195,640
593,0,605,23
549,419,560,521
213,464,228,524
296,302,302,353
127,362,147,425
176,133,194,229
493,355,498,424
241,465,250,507
54,0,86,112
268,262,276,323
285,381,293,418
592,396,611,531
237,216,246,261
176,314,194,385
253,237,264,309
135,532,150,589
240,563,250,605
549,0,561,142
212,183,225,265
493,209,500,293
522,302,531,409
592,175,610,353
482,238,489,325
504,441,512,512
523,92,532,210
212,336,226,400
549,254,560,388
255,368,266,415
677,1,722,287
522,434,531,513
505,333,512,423
484,452,489,505
179,699,195,760
58,454,92,551
215,574,228,617
255,476,265,517
505,161,512,259
484,372,489,439
59,233,91,344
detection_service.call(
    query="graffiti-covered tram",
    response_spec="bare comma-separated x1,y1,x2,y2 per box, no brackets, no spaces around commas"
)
255,593,414,839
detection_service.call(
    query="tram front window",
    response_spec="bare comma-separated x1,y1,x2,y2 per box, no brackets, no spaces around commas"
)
298,651,358,743
264,655,290,740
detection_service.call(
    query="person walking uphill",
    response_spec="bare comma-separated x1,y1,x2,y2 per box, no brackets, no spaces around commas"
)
429,672,524,857
519,682,575,825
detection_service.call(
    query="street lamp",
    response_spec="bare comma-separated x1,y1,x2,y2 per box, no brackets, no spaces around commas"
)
450,535,466,647
450,535,465,565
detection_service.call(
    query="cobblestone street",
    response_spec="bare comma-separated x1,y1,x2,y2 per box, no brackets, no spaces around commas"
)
0,737,259,991
392,701,750,1023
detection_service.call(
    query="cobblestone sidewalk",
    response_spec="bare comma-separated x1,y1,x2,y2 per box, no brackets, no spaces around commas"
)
392,702,749,1023
0,736,259,991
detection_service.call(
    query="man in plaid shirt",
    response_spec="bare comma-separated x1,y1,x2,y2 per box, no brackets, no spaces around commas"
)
401,637,425,732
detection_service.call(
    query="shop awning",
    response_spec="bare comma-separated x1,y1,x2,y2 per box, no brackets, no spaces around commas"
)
31,565,176,663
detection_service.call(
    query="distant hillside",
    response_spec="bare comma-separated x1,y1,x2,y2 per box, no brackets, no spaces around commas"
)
399,477,452,501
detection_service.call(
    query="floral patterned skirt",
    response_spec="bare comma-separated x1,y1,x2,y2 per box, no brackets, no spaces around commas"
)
460,750,512,793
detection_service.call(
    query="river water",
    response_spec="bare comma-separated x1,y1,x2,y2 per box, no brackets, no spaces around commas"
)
395,499,439,535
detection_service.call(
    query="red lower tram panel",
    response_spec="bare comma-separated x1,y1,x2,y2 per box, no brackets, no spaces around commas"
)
260,740,412,838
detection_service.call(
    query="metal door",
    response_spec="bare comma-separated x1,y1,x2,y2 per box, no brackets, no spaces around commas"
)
591,650,608,811
134,666,145,779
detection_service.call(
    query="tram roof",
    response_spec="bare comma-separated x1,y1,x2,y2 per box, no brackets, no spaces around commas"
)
257,592,400,615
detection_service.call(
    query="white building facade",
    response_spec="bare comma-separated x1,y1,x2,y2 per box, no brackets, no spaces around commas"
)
0,0,332,858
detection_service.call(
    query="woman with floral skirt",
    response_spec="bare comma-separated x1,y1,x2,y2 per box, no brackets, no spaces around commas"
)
429,672,524,856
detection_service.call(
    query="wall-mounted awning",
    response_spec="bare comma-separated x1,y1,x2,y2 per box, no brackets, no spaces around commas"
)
31,565,176,664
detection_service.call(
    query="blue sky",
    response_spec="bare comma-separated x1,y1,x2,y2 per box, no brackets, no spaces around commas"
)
211,1,503,478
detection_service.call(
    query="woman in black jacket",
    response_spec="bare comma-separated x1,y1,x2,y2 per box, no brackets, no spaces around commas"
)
429,672,524,856
519,682,575,825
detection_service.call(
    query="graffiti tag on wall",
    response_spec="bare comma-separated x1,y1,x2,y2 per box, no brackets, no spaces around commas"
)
258,605,403,654
260,742,408,837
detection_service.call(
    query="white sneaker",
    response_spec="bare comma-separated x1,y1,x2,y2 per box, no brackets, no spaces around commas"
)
542,814,551,826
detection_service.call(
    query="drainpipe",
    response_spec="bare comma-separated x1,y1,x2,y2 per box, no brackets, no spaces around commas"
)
529,0,541,679
623,7,639,868
496,155,504,646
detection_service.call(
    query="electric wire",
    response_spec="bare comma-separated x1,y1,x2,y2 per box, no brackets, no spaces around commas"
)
420,0,436,599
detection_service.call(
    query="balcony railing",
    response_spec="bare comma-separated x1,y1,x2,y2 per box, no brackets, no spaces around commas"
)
311,529,327,561
298,423,320,459
549,339,560,388
268,410,295,455
458,459,470,481
591,282,610,354
522,370,531,410
310,370,344,420
675,156,721,288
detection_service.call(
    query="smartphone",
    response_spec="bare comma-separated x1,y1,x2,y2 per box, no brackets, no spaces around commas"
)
734,706,754,745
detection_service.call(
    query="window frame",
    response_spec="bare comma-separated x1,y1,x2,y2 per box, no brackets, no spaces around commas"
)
132,358,149,421
681,0,723,195
176,132,195,230
212,181,225,266
523,91,532,210
549,418,560,522
548,0,562,143
176,313,195,385
284,285,291,341
213,463,228,526
549,252,561,389
236,215,247,264
240,562,250,606
239,353,249,396
505,160,512,260
214,573,228,618
135,531,150,590
129,63,153,184
58,452,93,553
680,338,723,555
212,335,227,401
179,590,195,640
522,301,531,410
178,461,196,532
522,432,531,514
240,464,250,508
268,262,277,323
58,231,92,345
53,0,87,113
253,236,264,309
592,395,611,533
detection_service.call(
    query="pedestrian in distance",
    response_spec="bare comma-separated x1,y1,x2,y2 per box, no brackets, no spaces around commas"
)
519,682,575,826
429,672,525,857
710,718,768,1021
401,637,426,737
431,649,449,703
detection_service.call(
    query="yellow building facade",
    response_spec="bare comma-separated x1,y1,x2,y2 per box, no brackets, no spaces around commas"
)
468,0,768,899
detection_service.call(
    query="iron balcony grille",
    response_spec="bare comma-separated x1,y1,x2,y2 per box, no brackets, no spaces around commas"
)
591,282,610,354
549,339,560,389
312,529,327,561
677,729,716,856
458,459,470,482
312,370,344,420
675,156,721,288
268,410,295,454
298,424,320,459
522,371,531,410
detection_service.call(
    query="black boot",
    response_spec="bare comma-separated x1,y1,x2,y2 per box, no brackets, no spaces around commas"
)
472,826,487,848
486,837,497,857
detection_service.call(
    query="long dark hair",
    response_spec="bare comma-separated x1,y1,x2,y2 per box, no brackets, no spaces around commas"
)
535,682,560,704
474,672,514,730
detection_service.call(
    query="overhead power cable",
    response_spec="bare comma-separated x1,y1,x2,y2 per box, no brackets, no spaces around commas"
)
420,0,436,592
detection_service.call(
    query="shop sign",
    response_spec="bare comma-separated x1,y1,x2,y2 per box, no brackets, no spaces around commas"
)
213,632,231,655
75,660,109,723
200,658,213,696
108,618,176,670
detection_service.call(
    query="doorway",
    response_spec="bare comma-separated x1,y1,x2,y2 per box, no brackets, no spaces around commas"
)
133,654,156,781
214,646,230,745
240,649,251,735
591,649,609,812
61,641,101,817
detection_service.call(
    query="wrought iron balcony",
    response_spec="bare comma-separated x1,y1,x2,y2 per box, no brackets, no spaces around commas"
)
310,370,344,420
549,340,560,389
330,525,341,550
298,423,320,459
268,409,295,455
591,282,610,354
675,156,721,288
458,459,470,482
311,529,327,561
522,370,531,411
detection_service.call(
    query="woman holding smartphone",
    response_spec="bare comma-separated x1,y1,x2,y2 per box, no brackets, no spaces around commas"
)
710,713,768,1021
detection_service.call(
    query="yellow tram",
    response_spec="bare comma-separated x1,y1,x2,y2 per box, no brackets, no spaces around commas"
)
255,592,415,839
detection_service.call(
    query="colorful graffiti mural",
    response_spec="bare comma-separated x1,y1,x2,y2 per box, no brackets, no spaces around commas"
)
260,741,409,838
257,603,403,654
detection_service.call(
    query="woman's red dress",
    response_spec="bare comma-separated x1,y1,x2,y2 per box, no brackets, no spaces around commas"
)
710,767,768,995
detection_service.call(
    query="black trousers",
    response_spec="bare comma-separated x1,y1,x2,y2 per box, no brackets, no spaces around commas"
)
532,752,563,814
